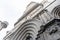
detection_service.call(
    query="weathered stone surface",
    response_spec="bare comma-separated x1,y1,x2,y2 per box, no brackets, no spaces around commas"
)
36,19,60,40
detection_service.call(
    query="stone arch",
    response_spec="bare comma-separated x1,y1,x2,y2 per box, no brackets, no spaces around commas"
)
22,32,34,40
11,19,41,40
51,5,60,19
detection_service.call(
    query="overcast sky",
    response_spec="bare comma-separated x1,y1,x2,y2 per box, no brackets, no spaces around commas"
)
0,0,54,40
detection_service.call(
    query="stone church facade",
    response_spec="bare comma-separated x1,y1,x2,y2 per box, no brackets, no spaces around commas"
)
3,0,60,40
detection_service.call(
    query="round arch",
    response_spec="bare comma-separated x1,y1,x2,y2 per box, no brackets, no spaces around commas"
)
11,19,41,40
51,5,60,19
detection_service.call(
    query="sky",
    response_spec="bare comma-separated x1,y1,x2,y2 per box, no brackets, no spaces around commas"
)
0,0,53,40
